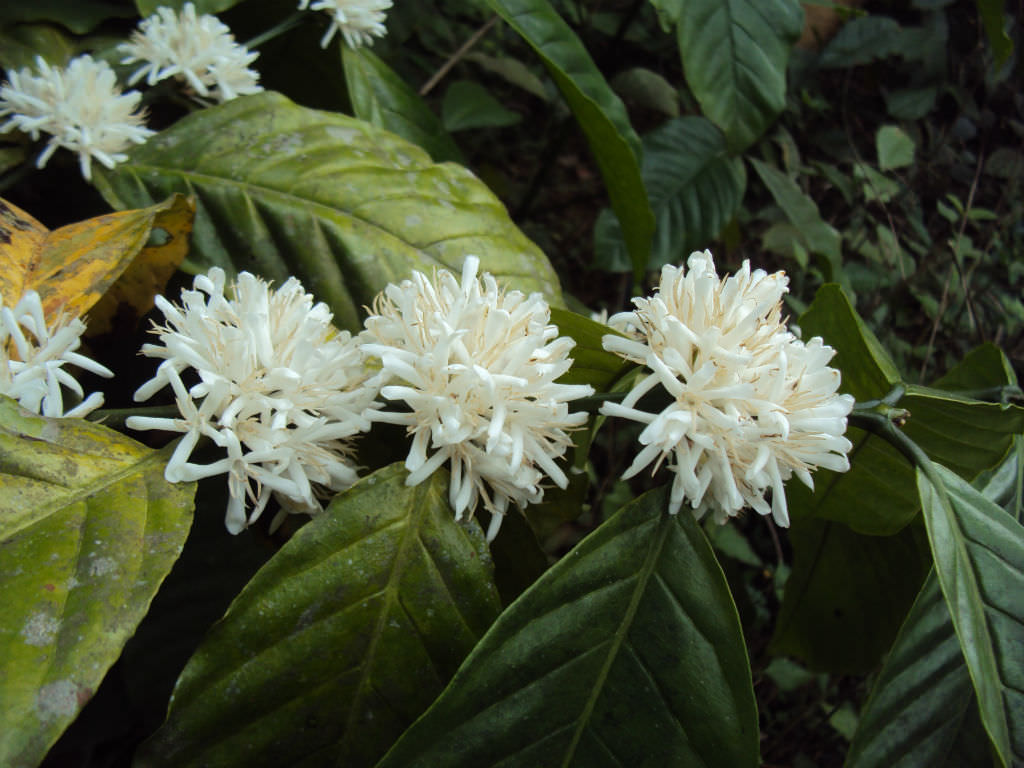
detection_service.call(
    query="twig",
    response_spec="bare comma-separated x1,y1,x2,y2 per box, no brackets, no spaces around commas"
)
919,152,985,381
419,15,499,96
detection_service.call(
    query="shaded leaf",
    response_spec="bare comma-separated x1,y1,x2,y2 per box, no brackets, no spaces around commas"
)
750,158,842,266
93,92,562,334
550,307,630,392
656,0,804,151
0,194,194,322
343,46,464,163
0,22,76,71
818,15,901,68
610,68,680,116
442,80,521,132
917,464,1024,767
135,0,242,16
378,484,759,768
0,396,195,767
977,0,1013,68
0,0,133,34
594,116,746,273
486,0,653,281
876,125,915,170
137,463,501,768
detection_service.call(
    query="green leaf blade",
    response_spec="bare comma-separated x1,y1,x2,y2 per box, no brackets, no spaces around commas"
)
670,0,804,151
94,92,563,333
137,463,501,768
486,0,654,281
0,397,195,768
916,464,1024,767
378,485,759,768
343,47,464,163
595,116,746,273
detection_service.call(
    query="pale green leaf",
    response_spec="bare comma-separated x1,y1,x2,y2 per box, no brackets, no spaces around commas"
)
876,125,916,170
0,396,194,767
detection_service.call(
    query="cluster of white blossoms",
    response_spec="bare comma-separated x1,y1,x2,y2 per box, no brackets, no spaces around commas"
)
361,257,594,541
0,55,153,181
600,250,854,527
298,0,393,49
126,268,379,534
120,3,262,104
0,291,112,418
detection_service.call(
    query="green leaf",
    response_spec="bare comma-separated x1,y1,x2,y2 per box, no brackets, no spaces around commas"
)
135,0,241,16
917,464,1024,767
876,125,915,170
377,484,759,768
610,68,680,116
0,0,134,34
0,396,195,767
442,80,522,132
818,16,902,68
845,571,991,768
799,283,900,401
549,307,631,392
771,512,932,672
93,91,562,334
883,86,939,120
343,47,464,163
486,0,653,282
977,0,1013,68
0,23,76,71
594,116,746,273
137,463,501,768
656,0,804,151
750,158,842,268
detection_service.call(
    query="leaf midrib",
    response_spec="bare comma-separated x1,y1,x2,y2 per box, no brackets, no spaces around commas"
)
560,513,670,767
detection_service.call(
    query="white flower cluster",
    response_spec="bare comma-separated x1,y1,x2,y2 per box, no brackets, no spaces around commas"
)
601,250,854,527
126,268,378,534
361,257,593,541
298,0,393,49
0,55,153,180
1,291,112,418
120,2,262,104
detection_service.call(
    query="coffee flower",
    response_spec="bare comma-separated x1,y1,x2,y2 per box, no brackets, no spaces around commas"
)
127,268,379,534
0,55,153,180
1,290,112,418
297,0,393,49
601,250,854,527
120,2,262,103
361,257,593,541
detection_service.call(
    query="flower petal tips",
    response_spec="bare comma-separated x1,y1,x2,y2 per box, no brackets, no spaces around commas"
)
361,257,593,542
127,268,379,534
0,55,153,180
600,250,854,527
120,2,262,104
0,291,113,418
297,0,393,49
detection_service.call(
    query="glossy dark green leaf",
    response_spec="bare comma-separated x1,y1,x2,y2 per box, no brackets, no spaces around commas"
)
550,307,630,392
343,47,464,163
654,0,804,151
94,92,562,333
486,0,654,281
771,511,932,672
377,485,759,768
0,396,194,767
594,116,746,273
136,463,501,768
916,463,1024,767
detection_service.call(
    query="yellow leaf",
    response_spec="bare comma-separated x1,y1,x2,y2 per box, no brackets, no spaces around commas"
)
0,194,195,321
86,196,196,335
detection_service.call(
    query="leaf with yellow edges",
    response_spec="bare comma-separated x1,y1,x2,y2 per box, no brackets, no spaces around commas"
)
0,195,194,322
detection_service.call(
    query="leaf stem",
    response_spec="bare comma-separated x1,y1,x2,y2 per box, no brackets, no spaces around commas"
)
419,15,499,96
245,12,305,49
88,405,179,429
